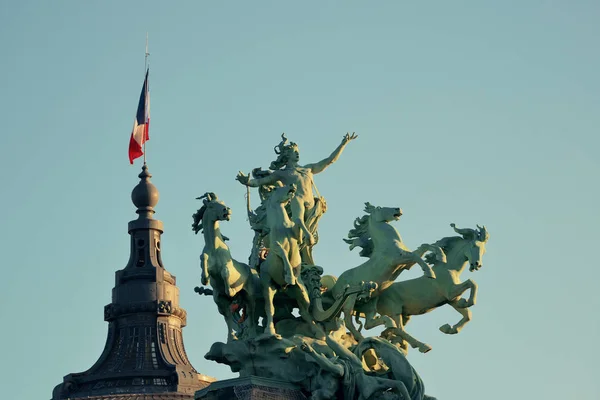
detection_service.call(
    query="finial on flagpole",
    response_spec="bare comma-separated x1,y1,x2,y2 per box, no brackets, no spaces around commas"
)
145,32,149,72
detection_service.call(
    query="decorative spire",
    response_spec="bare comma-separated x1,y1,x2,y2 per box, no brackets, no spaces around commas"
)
51,164,213,399
131,164,160,219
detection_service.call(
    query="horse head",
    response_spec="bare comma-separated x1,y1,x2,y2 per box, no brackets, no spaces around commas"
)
192,192,231,234
449,223,489,271
364,202,403,223
344,203,403,255
268,183,297,206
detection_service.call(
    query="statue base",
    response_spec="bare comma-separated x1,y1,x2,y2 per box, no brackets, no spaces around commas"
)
195,376,308,400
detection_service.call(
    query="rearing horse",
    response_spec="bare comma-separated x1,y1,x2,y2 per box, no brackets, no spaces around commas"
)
258,183,318,339
192,192,260,342
375,223,489,353
315,202,441,342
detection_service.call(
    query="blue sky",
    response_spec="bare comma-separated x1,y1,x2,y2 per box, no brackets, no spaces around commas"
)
1,1,598,399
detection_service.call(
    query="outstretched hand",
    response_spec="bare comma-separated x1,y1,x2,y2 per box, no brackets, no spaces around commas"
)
236,171,250,185
342,132,358,144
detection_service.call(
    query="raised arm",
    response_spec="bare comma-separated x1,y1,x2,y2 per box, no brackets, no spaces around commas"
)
236,170,279,188
307,132,358,174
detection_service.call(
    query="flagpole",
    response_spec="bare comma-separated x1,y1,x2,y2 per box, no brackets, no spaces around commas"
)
143,33,149,165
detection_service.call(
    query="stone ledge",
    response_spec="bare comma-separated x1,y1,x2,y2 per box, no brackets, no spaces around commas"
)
195,376,307,400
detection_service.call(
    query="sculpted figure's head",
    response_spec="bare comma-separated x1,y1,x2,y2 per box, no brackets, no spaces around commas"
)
270,133,300,169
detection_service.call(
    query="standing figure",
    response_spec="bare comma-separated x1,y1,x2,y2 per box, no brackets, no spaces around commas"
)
237,132,357,264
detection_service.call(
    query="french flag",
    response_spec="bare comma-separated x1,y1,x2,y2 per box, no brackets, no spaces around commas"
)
128,69,150,164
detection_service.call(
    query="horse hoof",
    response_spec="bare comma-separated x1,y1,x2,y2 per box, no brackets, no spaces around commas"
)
419,344,432,353
439,324,457,335
455,299,469,308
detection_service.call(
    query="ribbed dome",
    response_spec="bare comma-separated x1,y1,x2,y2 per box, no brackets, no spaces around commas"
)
132,164,159,213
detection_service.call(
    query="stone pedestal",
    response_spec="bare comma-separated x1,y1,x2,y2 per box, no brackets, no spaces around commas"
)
195,376,308,400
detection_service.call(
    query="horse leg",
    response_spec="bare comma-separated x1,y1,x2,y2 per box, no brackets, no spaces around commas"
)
258,282,279,339
451,279,478,308
389,313,432,353
221,261,236,297
363,299,397,331
270,241,296,286
245,275,262,336
342,294,364,342
440,300,472,334
382,314,409,353
411,253,436,279
200,253,210,285
214,292,238,342
287,283,324,339
239,290,258,337
363,313,396,330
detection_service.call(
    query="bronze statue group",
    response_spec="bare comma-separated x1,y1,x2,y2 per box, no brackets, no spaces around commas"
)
193,134,489,400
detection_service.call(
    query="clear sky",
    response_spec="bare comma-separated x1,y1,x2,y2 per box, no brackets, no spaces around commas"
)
1,1,598,399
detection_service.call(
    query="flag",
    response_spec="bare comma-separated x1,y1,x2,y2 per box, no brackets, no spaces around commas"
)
128,69,150,164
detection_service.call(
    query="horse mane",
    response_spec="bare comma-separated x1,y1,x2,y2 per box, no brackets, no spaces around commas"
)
348,214,369,237
426,236,467,264
423,236,468,265
434,236,463,253
344,214,374,257
451,223,490,242
427,224,489,264
192,192,221,235
192,205,207,234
